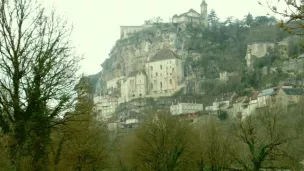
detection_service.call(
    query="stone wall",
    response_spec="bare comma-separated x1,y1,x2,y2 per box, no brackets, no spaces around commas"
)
120,26,143,39
248,42,274,58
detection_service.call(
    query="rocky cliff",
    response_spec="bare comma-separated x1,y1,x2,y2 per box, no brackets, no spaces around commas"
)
100,23,205,83
93,18,304,103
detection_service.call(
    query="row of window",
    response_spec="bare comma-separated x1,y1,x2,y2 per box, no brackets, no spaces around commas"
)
150,79,173,89
150,64,175,71
152,72,174,77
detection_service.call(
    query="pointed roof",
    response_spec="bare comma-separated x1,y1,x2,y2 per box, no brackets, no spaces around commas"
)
188,8,200,15
200,0,207,7
149,49,181,62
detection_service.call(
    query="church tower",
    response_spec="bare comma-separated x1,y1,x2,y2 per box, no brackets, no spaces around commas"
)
200,0,208,26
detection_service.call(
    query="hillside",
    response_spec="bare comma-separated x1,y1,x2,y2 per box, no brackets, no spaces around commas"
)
80,12,304,119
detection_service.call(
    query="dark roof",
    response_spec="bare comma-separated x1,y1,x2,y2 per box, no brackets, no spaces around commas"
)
200,0,207,6
149,49,180,62
127,70,146,78
127,71,138,78
281,88,304,95
189,8,200,14
179,9,200,18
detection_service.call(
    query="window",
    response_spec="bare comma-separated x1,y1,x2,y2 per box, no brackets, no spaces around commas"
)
169,79,172,84
156,72,158,76
172,68,175,72
151,83,153,89
150,66,153,71
160,82,162,89
160,65,162,69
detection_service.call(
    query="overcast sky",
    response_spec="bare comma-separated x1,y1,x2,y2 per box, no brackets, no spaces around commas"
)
43,0,280,75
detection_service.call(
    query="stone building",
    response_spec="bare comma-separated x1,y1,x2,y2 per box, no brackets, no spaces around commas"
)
170,102,204,115
118,49,185,103
93,95,118,121
119,0,209,39
172,0,208,26
120,24,154,39
145,49,184,95
276,87,304,107
119,70,147,103
257,87,277,108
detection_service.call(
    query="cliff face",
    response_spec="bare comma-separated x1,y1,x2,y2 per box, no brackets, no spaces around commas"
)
96,21,304,100
100,23,203,83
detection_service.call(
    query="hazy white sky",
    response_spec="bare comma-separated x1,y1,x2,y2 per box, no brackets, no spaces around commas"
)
43,0,276,75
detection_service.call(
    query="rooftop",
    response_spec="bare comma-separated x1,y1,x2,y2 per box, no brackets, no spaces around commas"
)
258,88,277,97
149,49,181,62
127,70,146,78
281,88,304,95
174,9,201,18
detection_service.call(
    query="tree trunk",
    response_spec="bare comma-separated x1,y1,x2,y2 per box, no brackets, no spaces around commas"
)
9,123,27,171
30,120,51,171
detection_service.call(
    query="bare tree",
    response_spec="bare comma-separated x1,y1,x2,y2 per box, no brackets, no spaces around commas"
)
0,0,80,170
49,76,109,171
193,117,235,171
129,111,194,171
233,106,296,171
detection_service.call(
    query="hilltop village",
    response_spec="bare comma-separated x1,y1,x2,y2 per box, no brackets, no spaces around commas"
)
3,0,304,170
79,0,304,129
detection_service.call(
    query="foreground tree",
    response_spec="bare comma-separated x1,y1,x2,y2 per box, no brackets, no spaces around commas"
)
193,117,235,170
233,106,296,170
49,76,109,171
0,0,80,170
122,111,195,171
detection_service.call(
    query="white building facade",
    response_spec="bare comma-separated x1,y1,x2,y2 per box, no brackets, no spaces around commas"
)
170,102,204,115
93,95,118,121
145,49,184,95
119,49,185,103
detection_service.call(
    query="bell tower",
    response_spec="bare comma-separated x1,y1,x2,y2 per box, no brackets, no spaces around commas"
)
200,0,208,26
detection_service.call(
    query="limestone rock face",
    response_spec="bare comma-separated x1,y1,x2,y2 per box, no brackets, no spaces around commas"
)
248,43,274,58
102,26,182,82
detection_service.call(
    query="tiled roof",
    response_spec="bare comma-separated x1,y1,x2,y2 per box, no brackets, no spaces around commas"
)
149,49,181,62
281,88,304,95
